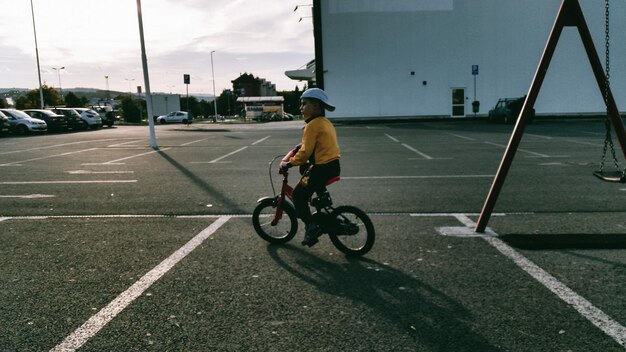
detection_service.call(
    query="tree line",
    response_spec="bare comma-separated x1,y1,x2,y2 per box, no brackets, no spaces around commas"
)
3,84,305,123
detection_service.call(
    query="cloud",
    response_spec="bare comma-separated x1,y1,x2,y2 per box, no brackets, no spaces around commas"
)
0,0,314,93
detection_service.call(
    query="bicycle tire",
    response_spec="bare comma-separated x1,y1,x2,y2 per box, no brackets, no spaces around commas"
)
252,198,298,244
328,205,375,256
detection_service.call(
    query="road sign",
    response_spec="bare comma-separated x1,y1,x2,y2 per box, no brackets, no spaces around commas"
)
184,74,190,84
472,65,479,75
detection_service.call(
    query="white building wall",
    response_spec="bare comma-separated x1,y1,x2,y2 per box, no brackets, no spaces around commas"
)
319,0,626,118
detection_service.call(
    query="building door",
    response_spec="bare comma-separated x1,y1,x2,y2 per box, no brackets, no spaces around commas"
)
451,88,465,117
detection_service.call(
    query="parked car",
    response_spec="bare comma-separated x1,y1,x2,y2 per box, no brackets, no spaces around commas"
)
23,109,69,131
73,108,103,129
0,110,9,136
156,111,191,124
487,96,535,124
92,106,120,127
0,108,47,135
50,108,86,131
102,110,120,127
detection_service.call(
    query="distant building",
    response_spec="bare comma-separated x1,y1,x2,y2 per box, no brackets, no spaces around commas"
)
236,96,285,121
232,73,277,97
308,0,626,119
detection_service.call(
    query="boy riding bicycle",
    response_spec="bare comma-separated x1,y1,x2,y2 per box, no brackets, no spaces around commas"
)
279,88,340,247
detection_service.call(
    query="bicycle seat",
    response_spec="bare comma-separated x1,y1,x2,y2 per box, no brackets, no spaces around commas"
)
326,176,340,186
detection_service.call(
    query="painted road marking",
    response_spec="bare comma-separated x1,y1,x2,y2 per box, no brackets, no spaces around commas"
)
401,143,434,159
94,148,171,165
192,136,270,164
342,175,494,180
446,133,476,141
385,133,435,159
50,216,231,352
251,135,271,145
66,170,134,175
0,180,137,185
0,194,55,199
0,139,118,156
107,140,144,147
206,146,248,163
384,134,400,142
443,214,626,349
180,138,209,147
483,141,551,158
0,148,99,166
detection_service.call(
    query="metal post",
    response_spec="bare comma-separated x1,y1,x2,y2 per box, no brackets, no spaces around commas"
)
136,0,157,149
52,66,65,98
211,50,218,122
30,0,44,108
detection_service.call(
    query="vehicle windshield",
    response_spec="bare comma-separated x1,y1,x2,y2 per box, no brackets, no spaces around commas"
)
2,109,31,119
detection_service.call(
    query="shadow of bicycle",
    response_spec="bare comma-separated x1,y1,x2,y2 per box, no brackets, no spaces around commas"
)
266,244,498,351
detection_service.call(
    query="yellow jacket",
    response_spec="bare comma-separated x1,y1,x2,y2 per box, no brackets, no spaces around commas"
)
290,116,340,166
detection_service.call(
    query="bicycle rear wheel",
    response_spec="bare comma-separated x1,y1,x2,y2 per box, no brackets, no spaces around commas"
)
252,198,298,244
328,205,375,256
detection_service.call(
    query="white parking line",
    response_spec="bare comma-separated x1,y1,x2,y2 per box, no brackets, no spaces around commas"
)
483,141,551,158
96,148,171,165
207,146,248,163
342,175,494,180
66,170,134,175
180,138,209,147
384,133,400,142
0,148,99,166
107,140,144,147
526,133,553,140
50,216,231,352
0,180,137,185
251,135,271,145
446,133,476,141
190,136,270,164
0,194,55,199
384,133,434,159
0,139,118,156
446,214,626,349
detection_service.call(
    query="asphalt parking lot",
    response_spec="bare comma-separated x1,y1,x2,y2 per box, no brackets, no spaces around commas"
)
1,119,625,351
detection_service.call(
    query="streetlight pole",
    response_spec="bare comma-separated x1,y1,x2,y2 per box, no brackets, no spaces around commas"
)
30,0,44,108
211,50,218,122
52,66,65,98
104,75,110,100
135,0,157,149
124,78,135,95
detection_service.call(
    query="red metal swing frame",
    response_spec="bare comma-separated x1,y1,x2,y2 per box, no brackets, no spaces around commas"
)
475,0,626,233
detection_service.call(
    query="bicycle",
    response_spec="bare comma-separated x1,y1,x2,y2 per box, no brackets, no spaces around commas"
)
252,156,375,256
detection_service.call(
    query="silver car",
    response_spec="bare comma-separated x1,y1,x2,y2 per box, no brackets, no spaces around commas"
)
0,109,47,135
73,108,103,129
156,111,191,124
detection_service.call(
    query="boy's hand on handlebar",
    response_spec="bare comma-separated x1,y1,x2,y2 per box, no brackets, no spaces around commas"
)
279,161,292,174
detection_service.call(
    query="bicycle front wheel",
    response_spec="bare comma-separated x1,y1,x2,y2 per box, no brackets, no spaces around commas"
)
252,198,298,244
328,205,375,256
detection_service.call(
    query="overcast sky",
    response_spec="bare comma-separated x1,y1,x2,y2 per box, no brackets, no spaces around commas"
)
0,0,315,96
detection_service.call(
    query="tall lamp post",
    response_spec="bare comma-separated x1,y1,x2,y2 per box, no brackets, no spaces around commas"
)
104,75,110,100
135,0,157,149
124,78,135,95
211,50,218,122
30,0,44,108
52,66,65,98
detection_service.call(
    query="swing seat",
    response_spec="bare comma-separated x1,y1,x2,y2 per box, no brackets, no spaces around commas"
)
593,171,626,183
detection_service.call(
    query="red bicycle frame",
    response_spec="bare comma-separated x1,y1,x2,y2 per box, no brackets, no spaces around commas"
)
271,171,293,226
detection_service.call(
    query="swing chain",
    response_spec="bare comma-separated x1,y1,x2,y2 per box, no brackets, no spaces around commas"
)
598,0,624,176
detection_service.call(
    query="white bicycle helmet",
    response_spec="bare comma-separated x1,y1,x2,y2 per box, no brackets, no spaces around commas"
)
301,88,335,111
